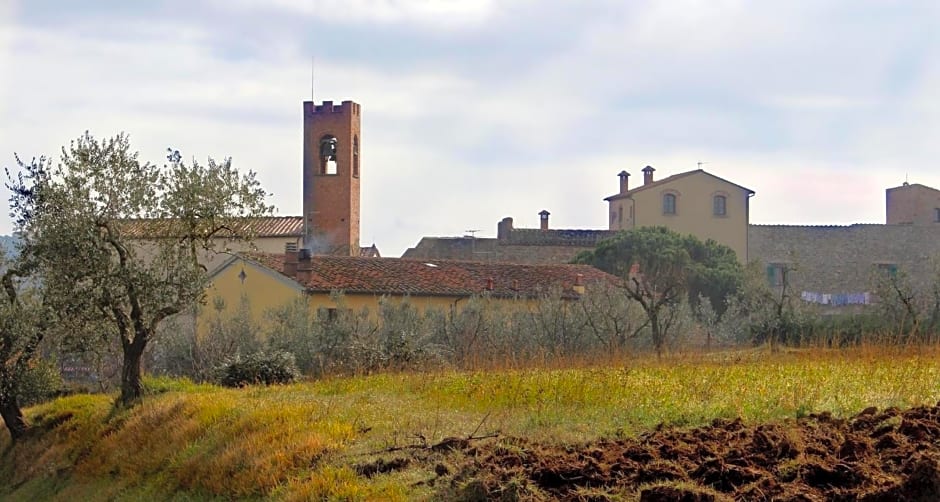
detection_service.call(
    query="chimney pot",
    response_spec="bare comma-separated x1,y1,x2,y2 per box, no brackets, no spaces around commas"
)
642,165,655,185
539,210,550,231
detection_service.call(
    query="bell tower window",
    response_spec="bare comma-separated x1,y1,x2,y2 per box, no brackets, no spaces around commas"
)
319,135,338,175
353,135,359,178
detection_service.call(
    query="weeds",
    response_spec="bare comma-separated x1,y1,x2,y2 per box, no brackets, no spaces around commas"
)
4,347,940,500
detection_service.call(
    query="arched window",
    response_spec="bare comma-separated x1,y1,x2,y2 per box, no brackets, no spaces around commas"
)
319,135,338,175
663,193,677,215
353,135,359,178
713,195,727,216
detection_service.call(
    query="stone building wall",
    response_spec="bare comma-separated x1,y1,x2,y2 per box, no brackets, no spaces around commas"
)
748,224,940,295
402,236,596,264
403,216,613,265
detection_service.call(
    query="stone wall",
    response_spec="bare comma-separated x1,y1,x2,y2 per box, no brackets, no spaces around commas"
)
402,236,595,264
748,224,940,295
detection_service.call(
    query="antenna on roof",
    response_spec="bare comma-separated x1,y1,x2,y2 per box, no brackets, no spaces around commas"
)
311,56,315,102
697,161,707,169
465,229,479,237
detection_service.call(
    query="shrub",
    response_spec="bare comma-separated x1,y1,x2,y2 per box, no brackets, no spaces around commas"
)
218,351,299,388
17,359,64,406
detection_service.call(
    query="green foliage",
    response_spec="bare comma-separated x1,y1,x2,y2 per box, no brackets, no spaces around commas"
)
683,235,744,315
262,289,660,374
0,257,55,439
7,132,272,405
575,227,742,312
376,297,446,371
217,350,299,387
732,261,811,348
16,359,64,407
574,226,743,354
153,294,262,382
266,293,380,377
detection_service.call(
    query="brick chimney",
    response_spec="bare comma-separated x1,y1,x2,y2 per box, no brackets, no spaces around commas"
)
642,165,655,185
284,243,299,277
296,248,313,284
539,210,550,231
618,171,630,194
573,273,585,295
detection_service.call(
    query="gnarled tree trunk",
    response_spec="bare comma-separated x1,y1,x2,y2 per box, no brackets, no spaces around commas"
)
119,332,148,407
0,395,28,441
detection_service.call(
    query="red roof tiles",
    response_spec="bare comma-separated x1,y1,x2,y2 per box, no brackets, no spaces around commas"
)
246,253,616,299
121,216,303,238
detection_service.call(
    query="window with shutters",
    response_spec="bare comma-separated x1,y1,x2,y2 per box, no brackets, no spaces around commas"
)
713,195,727,216
876,263,898,278
766,263,788,287
663,193,677,215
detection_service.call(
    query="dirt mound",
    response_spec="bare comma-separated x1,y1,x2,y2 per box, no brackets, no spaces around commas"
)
440,404,940,501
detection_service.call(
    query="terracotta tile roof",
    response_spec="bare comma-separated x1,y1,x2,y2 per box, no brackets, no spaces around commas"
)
604,169,755,201
246,253,617,299
120,216,303,238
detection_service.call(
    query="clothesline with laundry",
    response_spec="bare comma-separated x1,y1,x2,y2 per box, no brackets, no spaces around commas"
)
800,291,871,306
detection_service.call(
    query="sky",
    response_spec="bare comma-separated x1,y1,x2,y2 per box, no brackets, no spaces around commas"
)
2,0,940,256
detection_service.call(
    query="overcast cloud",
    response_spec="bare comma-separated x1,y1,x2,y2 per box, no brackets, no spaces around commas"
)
2,0,940,256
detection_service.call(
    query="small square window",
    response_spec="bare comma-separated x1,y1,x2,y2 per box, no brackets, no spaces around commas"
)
318,307,339,322
934,208,940,222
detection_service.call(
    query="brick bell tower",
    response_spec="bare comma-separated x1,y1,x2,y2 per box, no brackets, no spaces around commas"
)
302,99,361,256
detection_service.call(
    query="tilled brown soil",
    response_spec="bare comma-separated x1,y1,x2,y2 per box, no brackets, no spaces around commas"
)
434,404,940,501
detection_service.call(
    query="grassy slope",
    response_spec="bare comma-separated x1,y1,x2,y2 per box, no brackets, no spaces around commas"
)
2,347,940,500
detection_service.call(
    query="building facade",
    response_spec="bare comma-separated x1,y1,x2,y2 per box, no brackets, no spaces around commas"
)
604,167,754,262
405,166,755,265
198,250,617,338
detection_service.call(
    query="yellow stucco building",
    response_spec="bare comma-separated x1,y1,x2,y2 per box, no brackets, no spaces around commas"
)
604,167,755,261
198,250,617,338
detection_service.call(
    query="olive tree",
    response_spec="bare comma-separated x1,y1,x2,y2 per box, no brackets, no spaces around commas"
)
0,262,48,440
8,133,272,406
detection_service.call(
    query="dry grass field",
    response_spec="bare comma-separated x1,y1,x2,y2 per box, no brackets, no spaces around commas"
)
3,346,940,500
